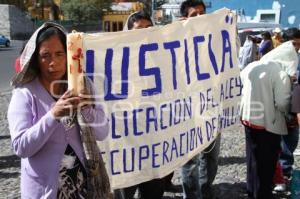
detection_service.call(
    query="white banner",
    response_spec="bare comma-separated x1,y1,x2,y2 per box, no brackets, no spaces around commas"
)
71,8,241,189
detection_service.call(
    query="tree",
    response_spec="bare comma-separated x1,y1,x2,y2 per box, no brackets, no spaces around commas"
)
24,0,60,20
49,0,60,20
138,0,152,14
61,0,111,24
137,0,167,15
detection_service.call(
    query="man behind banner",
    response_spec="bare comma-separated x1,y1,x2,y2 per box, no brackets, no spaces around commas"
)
179,1,221,199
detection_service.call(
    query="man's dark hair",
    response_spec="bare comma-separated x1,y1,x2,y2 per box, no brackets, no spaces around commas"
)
127,10,153,30
180,0,206,17
282,27,299,42
292,29,300,39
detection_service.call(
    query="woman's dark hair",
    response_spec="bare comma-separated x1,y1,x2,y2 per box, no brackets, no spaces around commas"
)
127,11,153,30
30,26,66,74
180,0,206,17
261,31,272,40
36,27,66,53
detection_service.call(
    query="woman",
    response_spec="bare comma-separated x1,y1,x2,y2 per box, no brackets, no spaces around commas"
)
7,22,109,198
259,31,273,57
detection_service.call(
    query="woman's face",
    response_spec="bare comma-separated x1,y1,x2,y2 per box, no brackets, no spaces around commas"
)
187,5,205,18
38,35,66,85
132,19,152,29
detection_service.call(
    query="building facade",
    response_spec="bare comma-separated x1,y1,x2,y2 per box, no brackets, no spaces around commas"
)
102,1,144,32
160,0,300,28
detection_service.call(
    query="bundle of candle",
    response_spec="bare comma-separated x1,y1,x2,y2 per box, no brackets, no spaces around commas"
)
67,31,84,96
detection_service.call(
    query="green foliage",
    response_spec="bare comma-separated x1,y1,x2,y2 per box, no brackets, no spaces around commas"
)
138,0,152,14
61,0,111,24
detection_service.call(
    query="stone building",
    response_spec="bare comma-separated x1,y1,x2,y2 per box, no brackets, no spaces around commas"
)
102,1,144,32
0,4,34,39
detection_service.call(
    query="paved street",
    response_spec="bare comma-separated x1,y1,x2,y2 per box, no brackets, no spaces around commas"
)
0,41,23,198
0,41,23,92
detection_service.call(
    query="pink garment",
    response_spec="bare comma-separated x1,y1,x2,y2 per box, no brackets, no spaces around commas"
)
273,161,286,184
14,57,21,73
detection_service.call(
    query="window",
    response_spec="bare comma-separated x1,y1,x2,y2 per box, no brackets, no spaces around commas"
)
118,22,123,31
256,9,280,23
260,14,276,23
112,22,118,32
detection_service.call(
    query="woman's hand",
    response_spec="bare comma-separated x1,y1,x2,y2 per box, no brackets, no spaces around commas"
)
78,88,95,109
51,90,81,118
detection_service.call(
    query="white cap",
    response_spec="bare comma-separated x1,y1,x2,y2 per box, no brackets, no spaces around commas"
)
273,27,281,33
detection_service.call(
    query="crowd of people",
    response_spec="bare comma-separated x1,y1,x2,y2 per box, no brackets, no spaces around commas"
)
6,0,300,199
239,21,300,198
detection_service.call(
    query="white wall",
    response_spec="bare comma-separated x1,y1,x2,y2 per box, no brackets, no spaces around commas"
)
0,5,10,38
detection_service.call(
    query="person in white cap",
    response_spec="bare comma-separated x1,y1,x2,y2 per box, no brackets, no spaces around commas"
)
272,27,283,48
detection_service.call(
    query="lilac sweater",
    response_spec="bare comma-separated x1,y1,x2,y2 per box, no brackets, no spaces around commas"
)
7,78,109,198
